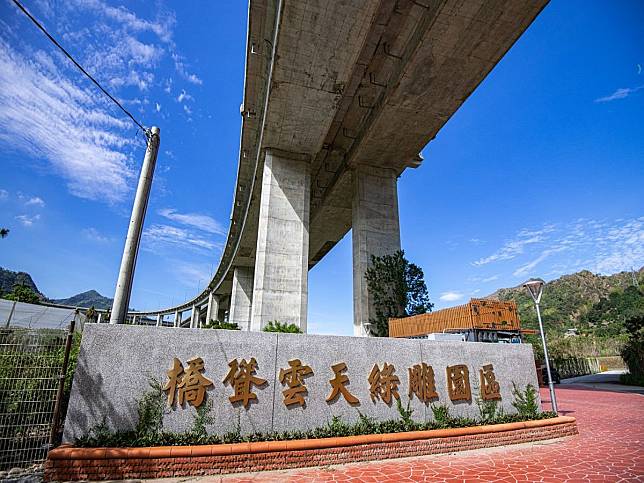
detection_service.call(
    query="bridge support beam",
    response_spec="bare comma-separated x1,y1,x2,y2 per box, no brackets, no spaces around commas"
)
230,266,254,331
251,150,310,332
352,165,401,337
205,293,219,325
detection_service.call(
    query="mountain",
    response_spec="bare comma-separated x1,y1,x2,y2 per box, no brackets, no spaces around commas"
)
0,267,45,298
52,290,113,310
1,267,113,309
490,268,644,336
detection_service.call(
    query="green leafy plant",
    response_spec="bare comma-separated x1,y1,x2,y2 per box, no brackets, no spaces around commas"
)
262,320,303,333
75,404,559,448
476,398,503,423
396,398,414,429
204,320,240,330
621,313,644,379
134,379,165,441
190,400,215,440
2,284,40,303
364,250,432,337
430,403,451,427
511,383,539,418
619,372,644,387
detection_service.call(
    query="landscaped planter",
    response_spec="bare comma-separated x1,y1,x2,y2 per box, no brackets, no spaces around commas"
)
45,416,577,481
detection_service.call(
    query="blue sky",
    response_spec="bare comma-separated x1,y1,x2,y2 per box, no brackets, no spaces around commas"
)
1,0,642,335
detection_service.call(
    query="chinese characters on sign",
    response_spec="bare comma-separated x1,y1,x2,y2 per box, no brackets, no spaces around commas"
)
163,357,502,409
408,363,438,402
223,358,267,408
479,364,501,400
279,359,313,407
446,364,471,401
163,357,213,407
327,362,359,405
368,363,400,404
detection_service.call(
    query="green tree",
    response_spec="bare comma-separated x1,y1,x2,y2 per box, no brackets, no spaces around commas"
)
364,250,432,337
0,228,9,238
621,313,644,379
2,284,40,304
262,320,302,333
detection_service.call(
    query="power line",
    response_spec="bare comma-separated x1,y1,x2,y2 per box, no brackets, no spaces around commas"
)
11,0,148,137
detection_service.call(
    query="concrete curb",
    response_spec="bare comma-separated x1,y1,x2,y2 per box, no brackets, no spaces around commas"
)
49,416,575,460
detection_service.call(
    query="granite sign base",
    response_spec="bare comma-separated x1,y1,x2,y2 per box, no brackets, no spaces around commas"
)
63,325,540,443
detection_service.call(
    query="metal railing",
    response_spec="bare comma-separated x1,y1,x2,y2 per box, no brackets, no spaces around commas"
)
0,322,74,471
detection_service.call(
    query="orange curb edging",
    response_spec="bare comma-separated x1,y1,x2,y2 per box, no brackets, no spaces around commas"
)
48,416,575,460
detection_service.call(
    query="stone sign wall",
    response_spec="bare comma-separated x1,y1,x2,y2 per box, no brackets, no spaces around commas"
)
63,325,540,442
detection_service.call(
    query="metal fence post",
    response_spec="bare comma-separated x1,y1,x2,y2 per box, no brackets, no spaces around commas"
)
49,319,76,447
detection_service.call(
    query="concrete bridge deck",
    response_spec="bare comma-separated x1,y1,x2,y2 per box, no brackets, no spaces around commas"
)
123,0,548,335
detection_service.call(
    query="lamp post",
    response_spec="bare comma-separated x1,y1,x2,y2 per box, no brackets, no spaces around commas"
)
523,279,558,413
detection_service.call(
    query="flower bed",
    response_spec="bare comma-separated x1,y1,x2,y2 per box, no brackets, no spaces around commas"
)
45,416,577,481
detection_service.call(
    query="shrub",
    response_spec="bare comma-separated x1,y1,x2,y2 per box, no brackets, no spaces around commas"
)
134,379,165,442
204,320,240,330
511,383,539,418
619,372,644,387
396,399,414,430
621,314,644,379
430,403,451,427
262,321,302,333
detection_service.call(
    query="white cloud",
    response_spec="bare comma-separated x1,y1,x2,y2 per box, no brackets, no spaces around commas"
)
175,262,214,290
155,103,161,112
512,247,568,278
595,85,644,103
25,196,45,207
475,217,644,279
82,227,110,243
183,104,192,115
171,52,202,85
481,275,499,283
177,89,193,103
439,291,464,302
158,208,226,235
0,38,136,203
473,224,555,266
15,214,40,226
71,0,175,43
143,224,220,252
0,189,7,200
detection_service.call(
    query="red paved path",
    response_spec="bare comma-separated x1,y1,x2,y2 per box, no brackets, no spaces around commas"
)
216,387,644,482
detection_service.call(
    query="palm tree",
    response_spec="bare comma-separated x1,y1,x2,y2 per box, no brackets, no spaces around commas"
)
0,228,9,238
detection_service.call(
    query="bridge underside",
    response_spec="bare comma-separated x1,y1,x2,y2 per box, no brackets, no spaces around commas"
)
134,0,548,335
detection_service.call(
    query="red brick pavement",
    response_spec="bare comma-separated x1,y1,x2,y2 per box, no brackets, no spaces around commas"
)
218,387,644,482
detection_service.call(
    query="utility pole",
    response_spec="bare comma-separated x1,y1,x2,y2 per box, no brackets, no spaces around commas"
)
110,127,160,324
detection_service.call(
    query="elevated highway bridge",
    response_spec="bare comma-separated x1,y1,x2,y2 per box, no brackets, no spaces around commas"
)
124,0,547,336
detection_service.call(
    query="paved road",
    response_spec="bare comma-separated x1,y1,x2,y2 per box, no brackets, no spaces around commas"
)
561,370,644,394
189,385,643,482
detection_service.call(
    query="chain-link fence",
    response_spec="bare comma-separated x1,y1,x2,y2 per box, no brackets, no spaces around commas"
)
0,323,74,471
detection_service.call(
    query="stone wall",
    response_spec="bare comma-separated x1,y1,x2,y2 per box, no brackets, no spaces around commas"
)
63,325,540,442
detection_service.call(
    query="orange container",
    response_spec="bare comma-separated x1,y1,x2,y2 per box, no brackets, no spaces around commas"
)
389,299,520,338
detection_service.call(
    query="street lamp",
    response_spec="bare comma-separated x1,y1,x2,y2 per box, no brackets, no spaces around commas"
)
523,279,558,414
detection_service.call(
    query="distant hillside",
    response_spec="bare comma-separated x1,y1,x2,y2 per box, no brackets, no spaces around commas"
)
1,267,113,309
52,290,113,310
0,267,44,298
490,268,644,336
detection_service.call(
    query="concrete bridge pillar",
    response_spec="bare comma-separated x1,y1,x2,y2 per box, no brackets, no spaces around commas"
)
251,150,310,332
230,266,254,330
205,292,219,324
352,165,401,337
